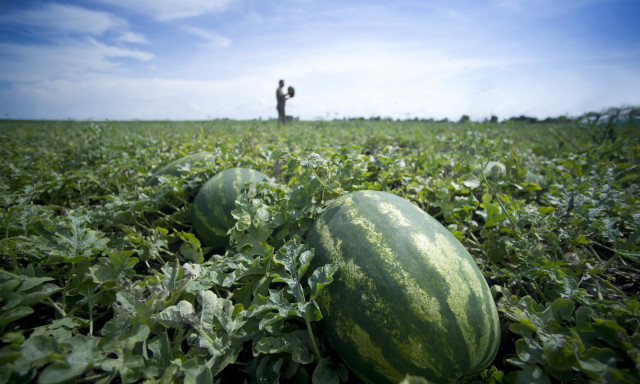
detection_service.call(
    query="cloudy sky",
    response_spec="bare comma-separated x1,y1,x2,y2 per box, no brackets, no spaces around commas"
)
1,0,639,120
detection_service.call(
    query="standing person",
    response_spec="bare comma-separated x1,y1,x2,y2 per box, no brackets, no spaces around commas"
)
276,79,289,125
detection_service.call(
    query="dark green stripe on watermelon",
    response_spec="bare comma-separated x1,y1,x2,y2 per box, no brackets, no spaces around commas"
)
191,167,268,249
306,190,500,384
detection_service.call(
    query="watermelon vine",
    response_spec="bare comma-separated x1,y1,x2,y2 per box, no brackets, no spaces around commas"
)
0,117,638,383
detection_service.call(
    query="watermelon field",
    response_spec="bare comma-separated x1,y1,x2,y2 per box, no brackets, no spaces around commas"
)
0,115,639,383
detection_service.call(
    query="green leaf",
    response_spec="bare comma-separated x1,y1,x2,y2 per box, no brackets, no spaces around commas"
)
0,306,33,326
1,274,61,313
90,250,138,285
506,360,551,384
250,290,297,331
177,232,203,263
155,300,195,328
272,236,311,303
50,214,110,262
254,331,314,364
31,316,85,340
38,336,101,384
13,335,63,370
542,333,579,371
479,193,508,228
312,358,348,384
15,276,55,291
515,338,544,365
577,347,621,380
155,291,247,376
181,356,213,384
0,344,22,365
146,333,174,378
308,264,337,301
100,317,150,383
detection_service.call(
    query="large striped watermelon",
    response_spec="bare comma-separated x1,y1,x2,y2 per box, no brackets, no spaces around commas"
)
306,190,500,384
191,167,269,249
148,152,216,186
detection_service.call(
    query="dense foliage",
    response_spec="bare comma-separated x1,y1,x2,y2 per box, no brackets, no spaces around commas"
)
0,118,638,383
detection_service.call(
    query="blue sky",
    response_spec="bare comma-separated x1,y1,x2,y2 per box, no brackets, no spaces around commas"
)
0,0,638,120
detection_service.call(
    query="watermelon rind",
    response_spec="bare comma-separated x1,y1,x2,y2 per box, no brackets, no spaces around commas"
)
148,152,216,186
191,167,269,249
306,190,501,384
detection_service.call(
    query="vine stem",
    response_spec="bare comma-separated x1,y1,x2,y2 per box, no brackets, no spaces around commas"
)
0,268,19,278
87,287,94,336
480,170,521,239
593,241,639,264
296,281,322,361
45,297,67,317
77,373,108,383
304,310,322,361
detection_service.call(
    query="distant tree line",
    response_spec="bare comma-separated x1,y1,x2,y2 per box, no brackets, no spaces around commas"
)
502,106,639,125
340,105,639,125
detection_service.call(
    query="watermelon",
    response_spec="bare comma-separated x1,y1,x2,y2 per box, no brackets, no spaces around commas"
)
191,167,269,249
306,190,500,384
481,161,506,178
148,152,216,186
288,86,295,97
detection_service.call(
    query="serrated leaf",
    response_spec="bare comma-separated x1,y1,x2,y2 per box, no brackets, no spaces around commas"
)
90,250,138,285
272,236,311,303
308,263,338,301
101,318,150,384
50,214,110,262
312,358,348,384
254,331,314,364
155,300,195,328
31,316,86,341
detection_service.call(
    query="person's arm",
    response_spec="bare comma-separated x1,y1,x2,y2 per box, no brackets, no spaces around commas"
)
277,88,288,100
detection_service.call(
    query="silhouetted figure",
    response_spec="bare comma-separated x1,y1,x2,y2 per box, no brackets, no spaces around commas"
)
276,79,290,125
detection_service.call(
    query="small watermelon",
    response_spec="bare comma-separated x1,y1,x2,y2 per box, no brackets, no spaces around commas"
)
148,152,216,186
191,167,269,249
306,190,501,383
481,161,506,178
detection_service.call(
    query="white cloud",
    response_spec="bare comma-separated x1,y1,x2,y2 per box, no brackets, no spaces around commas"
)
0,3,152,83
86,38,154,61
117,31,149,44
0,39,153,83
3,47,638,121
2,0,638,121
0,3,127,36
182,26,231,48
90,0,233,20
490,0,603,18
1,76,249,120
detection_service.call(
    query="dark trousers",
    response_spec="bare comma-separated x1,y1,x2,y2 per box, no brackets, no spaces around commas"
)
277,105,285,124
